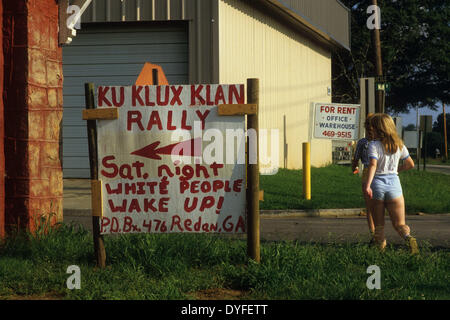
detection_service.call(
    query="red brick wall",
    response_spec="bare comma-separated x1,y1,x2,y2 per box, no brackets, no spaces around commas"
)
0,0,4,238
3,0,29,232
3,0,63,234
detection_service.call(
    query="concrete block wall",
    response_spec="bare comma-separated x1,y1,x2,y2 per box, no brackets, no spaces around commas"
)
3,0,63,234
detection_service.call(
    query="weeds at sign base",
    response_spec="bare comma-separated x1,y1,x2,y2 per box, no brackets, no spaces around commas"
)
0,224,448,300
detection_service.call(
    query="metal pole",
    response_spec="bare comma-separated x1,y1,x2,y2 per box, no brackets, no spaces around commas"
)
417,106,420,170
246,78,260,263
302,142,311,200
85,83,106,268
417,131,421,171
443,102,448,161
283,115,287,169
423,119,427,171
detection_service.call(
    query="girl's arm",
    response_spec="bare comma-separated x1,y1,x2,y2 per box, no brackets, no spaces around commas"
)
398,156,415,172
364,158,377,199
352,141,362,171
351,158,359,172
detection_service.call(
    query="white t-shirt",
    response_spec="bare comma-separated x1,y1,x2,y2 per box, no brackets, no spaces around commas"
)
368,140,410,175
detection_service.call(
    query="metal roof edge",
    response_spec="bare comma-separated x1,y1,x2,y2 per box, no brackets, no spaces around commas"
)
264,0,351,51
336,0,351,12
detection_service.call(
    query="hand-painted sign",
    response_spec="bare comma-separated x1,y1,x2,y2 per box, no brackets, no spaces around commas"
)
96,85,246,235
313,103,360,141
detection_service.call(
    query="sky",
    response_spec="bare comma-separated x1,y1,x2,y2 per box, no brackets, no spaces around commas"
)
390,105,445,128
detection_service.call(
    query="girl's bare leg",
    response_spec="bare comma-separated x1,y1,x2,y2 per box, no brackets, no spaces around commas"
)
364,195,375,234
386,196,419,254
385,196,410,239
371,199,387,249
362,183,375,235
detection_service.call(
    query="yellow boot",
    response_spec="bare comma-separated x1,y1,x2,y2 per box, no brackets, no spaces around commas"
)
406,236,419,255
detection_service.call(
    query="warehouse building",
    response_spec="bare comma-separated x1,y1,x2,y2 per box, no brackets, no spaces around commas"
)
62,0,351,177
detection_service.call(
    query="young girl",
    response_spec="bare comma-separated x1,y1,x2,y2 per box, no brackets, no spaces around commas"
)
352,114,375,242
364,113,418,254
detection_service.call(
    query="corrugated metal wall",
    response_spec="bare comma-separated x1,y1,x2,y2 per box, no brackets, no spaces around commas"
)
267,0,350,50
79,0,219,84
218,0,333,170
77,0,349,84
81,0,188,21
63,0,349,175
62,23,189,177
79,0,349,49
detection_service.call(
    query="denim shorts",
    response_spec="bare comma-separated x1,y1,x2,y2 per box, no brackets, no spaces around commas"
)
371,174,403,201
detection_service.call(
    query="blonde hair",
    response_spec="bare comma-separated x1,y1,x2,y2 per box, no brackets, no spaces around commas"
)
369,113,404,154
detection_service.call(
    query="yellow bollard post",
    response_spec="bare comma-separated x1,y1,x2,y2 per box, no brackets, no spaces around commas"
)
302,142,311,200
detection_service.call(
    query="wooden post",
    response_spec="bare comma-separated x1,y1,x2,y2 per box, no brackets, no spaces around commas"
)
420,115,432,171
302,142,311,200
152,68,159,85
443,102,448,161
417,130,421,171
85,82,106,268
246,78,260,263
371,0,384,113
423,120,427,171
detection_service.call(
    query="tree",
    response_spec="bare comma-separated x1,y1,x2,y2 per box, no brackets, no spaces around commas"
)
417,0,450,105
424,132,443,157
332,0,373,105
404,124,417,131
433,113,450,149
332,0,450,113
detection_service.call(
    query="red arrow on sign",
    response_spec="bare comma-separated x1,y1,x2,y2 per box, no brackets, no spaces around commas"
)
131,138,202,160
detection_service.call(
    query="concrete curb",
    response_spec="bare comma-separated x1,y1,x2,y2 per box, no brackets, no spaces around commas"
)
63,209,92,217
260,208,365,218
64,208,447,219
64,208,367,218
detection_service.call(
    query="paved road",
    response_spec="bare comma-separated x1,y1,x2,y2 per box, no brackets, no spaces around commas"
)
63,210,450,248
63,179,450,248
259,215,450,248
424,164,450,175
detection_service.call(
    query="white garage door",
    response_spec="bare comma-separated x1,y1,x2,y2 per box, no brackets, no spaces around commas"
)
62,23,189,178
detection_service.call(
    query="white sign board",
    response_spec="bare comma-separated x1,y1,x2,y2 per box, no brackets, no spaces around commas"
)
313,103,360,141
404,131,419,148
96,85,246,235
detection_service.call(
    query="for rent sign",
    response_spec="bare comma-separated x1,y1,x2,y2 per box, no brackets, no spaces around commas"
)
96,85,246,235
313,103,360,141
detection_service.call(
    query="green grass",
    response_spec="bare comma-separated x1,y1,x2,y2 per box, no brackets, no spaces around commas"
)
260,165,450,213
0,225,449,300
420,157,450,166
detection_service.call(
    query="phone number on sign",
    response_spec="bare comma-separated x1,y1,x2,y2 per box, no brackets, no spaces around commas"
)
322,131,352,139
100,214,246,234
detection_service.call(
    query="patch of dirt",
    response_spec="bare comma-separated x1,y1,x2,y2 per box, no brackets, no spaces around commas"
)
3,293,65,300
190,288,249,300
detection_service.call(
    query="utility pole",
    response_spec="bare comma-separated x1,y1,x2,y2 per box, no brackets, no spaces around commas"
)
371,0,384,113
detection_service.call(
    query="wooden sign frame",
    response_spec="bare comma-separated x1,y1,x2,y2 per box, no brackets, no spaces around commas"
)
83,79,261,267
